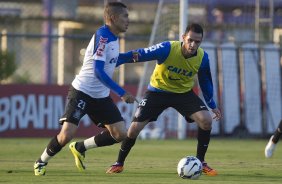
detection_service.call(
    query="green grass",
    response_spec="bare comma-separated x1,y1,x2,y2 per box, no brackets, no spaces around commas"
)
0,138,281,184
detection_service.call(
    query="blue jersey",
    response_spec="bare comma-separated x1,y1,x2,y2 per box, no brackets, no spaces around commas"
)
117,41,216,109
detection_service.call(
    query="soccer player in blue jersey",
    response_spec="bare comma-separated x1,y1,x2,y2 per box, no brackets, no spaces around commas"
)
106,23,222,176
265,119,282,158
33,2,136,176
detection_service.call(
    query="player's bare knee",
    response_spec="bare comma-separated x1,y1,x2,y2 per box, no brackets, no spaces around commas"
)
198,118,212,130
201,123,212,130
128,120,147,138
128,126,142,138
57,133,73,146
128,131,139,139
117,132,127,142
111,130,127,142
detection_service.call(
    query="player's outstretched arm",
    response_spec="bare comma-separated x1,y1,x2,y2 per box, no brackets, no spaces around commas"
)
94,60,139,104
116,41,171,67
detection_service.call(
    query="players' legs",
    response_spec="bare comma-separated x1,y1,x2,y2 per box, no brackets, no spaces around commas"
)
57,122,78,145
68,120,127,172
190,110,212,162
75,120,127,153
34,86,88,175
105,120,127,142
271,119,282,144
106,120,150,174
118,120,150,160
73,96,127,153
36,122,78,164
34,122,78,176
114,91,164,165
191,110,212,131
265,119,282,158
174,91,212,163
176,91,213,163
127,120,149,138
189,110,217,176
107,91,167,173
118,120,150,162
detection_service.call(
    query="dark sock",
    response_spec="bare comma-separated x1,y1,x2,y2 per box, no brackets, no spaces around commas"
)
46,136,63,157
35,160,48,165
94,130,118,147
272,120,282,143
36,158,45,163
116,137,137,164
196,127,211,162
75,141,87,153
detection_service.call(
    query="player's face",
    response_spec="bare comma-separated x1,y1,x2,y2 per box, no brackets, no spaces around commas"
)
182,31,202,57
112,8,129,34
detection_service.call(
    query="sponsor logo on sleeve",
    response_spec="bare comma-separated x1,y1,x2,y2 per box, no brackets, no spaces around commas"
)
96,36,108,57
144,43,164,53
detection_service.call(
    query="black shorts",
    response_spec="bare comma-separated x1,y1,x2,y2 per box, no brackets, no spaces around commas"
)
59,86,123,127
133,90,208,123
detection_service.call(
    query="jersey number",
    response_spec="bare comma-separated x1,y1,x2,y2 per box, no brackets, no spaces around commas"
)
77,100,86,110
139,99,147,106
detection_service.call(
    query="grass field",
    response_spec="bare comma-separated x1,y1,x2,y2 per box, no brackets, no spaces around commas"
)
0,138,281,184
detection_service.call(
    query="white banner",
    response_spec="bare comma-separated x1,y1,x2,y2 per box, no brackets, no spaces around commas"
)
221,42,241,134
242,43,262,134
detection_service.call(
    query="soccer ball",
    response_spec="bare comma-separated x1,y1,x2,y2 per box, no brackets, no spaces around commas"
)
177,156,202,179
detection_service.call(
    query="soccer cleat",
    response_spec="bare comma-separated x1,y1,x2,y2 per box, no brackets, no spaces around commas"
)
69,142,86,171
34,161,47,176
106,162,124,174
202,162,218,176
265,135,276,158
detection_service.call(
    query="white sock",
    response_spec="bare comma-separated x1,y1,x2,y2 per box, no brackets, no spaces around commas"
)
84,136,97,150
40,148,52,163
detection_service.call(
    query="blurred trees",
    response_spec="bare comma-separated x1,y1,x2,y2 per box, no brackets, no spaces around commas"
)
0,51,16,83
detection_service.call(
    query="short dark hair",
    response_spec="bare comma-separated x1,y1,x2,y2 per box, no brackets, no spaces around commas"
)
184,23,204,37
104,2,127,17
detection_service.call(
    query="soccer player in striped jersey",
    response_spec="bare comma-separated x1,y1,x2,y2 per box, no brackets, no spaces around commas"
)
33,2,136,176
106,23,222,176
265,119,282,158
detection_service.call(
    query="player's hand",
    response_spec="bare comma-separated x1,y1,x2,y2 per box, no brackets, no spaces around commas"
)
132,51,139,62
121,93,138,104
211,108,222,121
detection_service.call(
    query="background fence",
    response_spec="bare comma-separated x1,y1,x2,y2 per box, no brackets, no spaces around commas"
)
0,0,282,138
1,0,282,85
